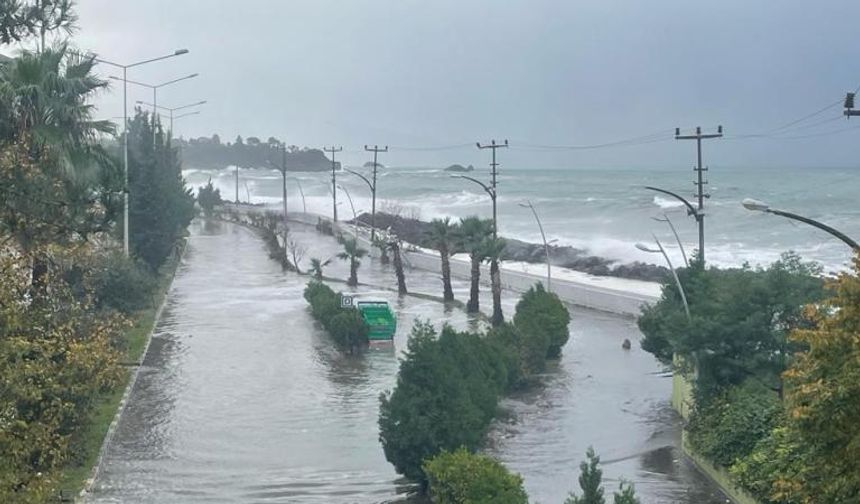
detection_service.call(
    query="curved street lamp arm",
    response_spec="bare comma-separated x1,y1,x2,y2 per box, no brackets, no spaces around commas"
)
653,234,691,323
767,209,859,250
455,175,494,197
344,169,374,192
645,186,698,217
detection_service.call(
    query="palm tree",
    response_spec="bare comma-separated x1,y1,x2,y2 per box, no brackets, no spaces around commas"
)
459,216,492,313
337,235,367,286
0,45,115,292
387,237,407,295
426,217,459,302
484,237,507,326
309,257,331,280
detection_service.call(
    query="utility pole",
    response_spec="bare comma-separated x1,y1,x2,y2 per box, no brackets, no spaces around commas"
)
235,163,239,204
844,92,859,118
674,126,722,265
364,145,388,242
476,139,508,240
324,146,343,222
281,144,288,225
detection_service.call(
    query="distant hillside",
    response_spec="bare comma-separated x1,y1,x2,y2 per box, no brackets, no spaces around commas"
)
177,135,338,172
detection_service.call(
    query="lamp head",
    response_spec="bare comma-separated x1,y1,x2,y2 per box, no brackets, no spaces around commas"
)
635,242,658,253
741,198,770,212
174,49,189,55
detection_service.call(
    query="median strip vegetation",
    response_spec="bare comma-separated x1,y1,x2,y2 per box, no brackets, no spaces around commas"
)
303,281,370,352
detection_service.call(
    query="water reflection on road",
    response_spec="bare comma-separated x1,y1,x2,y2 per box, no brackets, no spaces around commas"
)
86,220,725,503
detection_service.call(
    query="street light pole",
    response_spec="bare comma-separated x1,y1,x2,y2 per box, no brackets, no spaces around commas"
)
519,200,553,291
324,146,342,221
741,198,859,251
111,73,199,146
288,177,307,213
674,126,722,265
345,167,375,229
84,48,189,256
636,236,691,322
136,99,206,135
652,214,689,268
337,184,359,239
363,145,388,241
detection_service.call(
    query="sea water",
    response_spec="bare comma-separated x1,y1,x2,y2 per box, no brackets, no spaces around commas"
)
183,165,859,272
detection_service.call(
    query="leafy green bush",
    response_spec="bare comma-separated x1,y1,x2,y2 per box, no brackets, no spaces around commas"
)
513,283,571,358
423,448,528,504
329,310,369,349
90,252,157,314
379,321,509,485
688,381,782,468
303,281,368,351
638,252,823,402
731,425,806,503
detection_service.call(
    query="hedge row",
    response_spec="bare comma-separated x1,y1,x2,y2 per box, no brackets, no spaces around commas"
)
303,281,369,352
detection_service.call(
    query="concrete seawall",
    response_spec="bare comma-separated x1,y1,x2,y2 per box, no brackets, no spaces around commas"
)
287,212,659,317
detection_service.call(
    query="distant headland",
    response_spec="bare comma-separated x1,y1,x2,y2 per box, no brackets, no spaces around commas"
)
176,135,338,172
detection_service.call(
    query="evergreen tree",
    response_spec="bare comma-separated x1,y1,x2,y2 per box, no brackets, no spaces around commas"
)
566,447,605,504
127,109,194,270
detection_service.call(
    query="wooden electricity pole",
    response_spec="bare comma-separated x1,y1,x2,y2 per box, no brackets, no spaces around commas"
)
324,146,343,222
674,126,722,265
476,139,508,240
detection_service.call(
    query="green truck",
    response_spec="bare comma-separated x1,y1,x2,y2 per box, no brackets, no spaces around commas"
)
356,300,397,342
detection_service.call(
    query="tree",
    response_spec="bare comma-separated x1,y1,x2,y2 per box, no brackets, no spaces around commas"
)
566,447,605,504
613,481,641,504
309,257,331,280
388,237,407,295
0,0,76,47
779,254,860,503
638,252,823,402
459,216,492,313
337,234,367,286
127,109,194,270
196,177,222,217
484,237,507,326
514,283,571,359
426,217,459,302
0,45,118,291
379,322,508,485
423,448,528,504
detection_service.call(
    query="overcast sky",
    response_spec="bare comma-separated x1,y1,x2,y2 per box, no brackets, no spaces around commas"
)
64,0,860,168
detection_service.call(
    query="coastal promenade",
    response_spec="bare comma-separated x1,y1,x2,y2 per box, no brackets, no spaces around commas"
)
287,211,661,317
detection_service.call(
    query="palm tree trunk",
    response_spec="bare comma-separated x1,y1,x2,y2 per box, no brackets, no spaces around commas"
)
392,243,407,295
490,258,503,326
348,257,358,286
441,251,454,302
467,254,480,313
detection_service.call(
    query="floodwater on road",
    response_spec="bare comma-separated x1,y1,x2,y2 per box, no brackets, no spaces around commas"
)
85,219,726,503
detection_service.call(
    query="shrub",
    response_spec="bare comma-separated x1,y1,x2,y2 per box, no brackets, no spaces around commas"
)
687,381,782,468
378,322,509,485
90,252,157,314
423,448,528,504
196,178,222,217
329,310,369,349
303,281,368,351
513,283,571,359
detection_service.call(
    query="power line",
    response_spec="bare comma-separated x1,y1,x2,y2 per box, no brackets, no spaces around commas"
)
389,142,474,151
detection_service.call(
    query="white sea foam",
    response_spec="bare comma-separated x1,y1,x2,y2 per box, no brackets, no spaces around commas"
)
652,196,685,209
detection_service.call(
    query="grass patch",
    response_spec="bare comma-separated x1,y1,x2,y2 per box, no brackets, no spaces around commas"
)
54,241,186,497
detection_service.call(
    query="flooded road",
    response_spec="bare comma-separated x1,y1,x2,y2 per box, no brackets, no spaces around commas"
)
86,219,726,503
